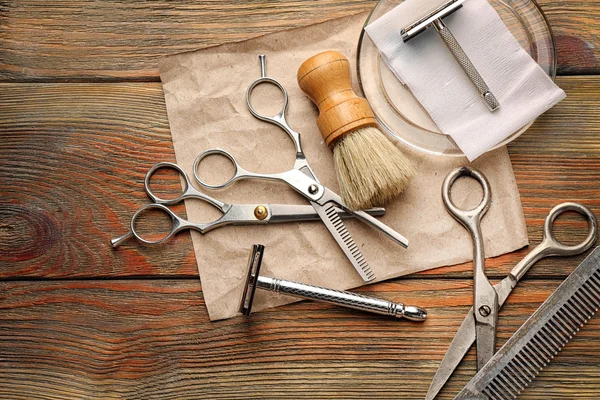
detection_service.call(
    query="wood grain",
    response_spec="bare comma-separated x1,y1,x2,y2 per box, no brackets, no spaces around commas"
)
0,82,197,278
540,0,600,74
0,279,598,399
0,0,598,81
2,2,600,398
1,76,599,279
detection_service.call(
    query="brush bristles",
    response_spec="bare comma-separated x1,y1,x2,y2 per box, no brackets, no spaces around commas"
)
333,127,414,210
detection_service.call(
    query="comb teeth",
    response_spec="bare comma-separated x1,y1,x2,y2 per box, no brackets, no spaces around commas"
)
456,249,600,400
480,269,600,400
323,203,375,281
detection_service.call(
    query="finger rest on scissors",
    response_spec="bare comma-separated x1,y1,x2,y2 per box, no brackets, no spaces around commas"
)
111,231,134,247
442,166,492,227
542,202,598,256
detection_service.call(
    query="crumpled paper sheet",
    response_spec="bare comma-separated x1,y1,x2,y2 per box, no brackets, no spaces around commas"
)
159,12,529,321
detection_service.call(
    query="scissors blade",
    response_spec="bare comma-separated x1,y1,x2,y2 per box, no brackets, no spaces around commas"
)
296,165,408,248
351,208,409,248
425,277,515,400
425,311,477,400
268,204,385,222
312,201,376,282
319,188,409,248
475,308,497,369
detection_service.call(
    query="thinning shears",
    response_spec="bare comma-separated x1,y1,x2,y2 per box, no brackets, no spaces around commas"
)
193,55,409,282
110,162,385,247
425,166,598,399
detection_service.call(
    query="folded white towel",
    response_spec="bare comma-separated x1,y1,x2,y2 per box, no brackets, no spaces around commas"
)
365,0,565,160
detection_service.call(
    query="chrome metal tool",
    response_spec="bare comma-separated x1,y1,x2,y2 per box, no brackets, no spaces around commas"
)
196,55,410,282
455,246,600,399
110,161,385,247
240,244,427,321
443,166,498,371
401,0,499,111
426,201,598,400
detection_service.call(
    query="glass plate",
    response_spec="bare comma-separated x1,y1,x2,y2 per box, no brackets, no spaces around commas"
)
357,0,557,156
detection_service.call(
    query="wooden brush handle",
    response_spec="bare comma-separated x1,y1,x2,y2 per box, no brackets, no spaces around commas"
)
297,51,377,146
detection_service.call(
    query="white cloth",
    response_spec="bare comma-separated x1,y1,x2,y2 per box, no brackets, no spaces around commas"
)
365,0,565,161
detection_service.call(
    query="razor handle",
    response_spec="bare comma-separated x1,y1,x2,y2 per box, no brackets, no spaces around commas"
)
256,276,427,321
433,19,500,112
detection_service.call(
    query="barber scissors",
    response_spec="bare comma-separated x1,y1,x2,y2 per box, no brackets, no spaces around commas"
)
425,166,598,400
193,55,409,282
110,162,385,247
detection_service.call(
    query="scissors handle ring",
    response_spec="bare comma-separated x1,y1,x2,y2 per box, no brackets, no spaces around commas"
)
510,202,598,282
130,203,180,245
145,162,191,205
442,166,492,229
246,54,289,124
246,76,290,123
542,202,598,256
443,167,497,369
193,148,244,189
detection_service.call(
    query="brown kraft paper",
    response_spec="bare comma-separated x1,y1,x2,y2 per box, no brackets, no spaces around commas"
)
159,12,529,321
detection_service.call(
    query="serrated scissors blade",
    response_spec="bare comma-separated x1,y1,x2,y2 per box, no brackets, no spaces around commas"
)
313,201,376,282
425,278,515,400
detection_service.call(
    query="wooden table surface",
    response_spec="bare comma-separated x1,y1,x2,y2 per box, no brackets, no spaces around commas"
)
1,1,599,399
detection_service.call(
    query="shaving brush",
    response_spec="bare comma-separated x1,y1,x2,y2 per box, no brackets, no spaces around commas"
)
297,51,414,210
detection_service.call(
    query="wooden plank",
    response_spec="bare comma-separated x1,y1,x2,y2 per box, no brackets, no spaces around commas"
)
0,82,198,278
541,0,600,74
0,0,376,81
0,0,598,81
1,76,599,279
0,279,598,399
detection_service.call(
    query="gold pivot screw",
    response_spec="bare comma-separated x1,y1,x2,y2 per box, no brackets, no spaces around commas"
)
254,205,268,220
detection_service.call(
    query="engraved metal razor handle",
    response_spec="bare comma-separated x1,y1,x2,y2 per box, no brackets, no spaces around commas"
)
433,19,499,112
256,276,427,321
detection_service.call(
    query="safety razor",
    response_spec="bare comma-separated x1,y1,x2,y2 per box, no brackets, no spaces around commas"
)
401,0,499,111
239,244,427,321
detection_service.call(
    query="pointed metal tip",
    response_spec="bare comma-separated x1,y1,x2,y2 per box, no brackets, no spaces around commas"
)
403,305,427,321
111,231,133,248
424,381,442,400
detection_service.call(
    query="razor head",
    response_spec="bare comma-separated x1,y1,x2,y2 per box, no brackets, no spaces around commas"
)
239,244,265,316
401,0,464,42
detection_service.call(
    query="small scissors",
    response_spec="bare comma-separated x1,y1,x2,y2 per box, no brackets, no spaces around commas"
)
110,162,385,247
425,166,598,400
193,55,409,282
